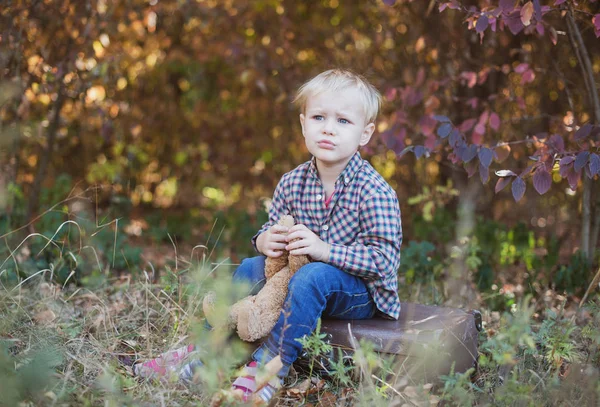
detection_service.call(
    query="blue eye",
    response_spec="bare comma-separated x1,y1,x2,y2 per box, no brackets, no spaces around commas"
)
338,118,349,124
313,115,324,120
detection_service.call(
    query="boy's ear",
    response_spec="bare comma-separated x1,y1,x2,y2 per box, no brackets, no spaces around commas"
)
299,114,306,136
359,122,376,146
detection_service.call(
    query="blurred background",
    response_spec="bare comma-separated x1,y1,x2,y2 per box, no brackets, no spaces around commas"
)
1,0,599,308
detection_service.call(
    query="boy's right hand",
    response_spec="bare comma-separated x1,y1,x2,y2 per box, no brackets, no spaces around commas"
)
256,224,289,257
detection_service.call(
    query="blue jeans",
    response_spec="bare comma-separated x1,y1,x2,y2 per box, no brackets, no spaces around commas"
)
232,256,376,377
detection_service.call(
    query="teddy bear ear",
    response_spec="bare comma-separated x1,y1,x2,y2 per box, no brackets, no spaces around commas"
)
280,215,295,228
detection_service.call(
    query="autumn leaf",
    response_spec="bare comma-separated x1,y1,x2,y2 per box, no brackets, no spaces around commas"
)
593,14,600,38
520,1,534,26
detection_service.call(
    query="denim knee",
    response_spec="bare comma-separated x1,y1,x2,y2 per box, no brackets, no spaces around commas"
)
232,256,266,296
288,262,329,294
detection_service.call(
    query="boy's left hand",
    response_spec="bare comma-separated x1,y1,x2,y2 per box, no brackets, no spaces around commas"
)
285,224,331,262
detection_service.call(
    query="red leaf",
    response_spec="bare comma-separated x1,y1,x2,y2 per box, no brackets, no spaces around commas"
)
494,144,511,163
514,63,529,74
461,71,477,88
593,14,600,38
459,118,477,132
512,177,526,201
533,169,552,195
489,112,500,131
549,26,558,45
385,88,397,101
495,177,512,193
521,69,536,84
521,2,534,26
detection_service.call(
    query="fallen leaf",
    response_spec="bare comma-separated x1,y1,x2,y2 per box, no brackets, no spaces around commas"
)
34,309,56,325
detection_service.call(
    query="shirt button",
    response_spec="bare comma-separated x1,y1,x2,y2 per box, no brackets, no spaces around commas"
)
322,225,329,231
316,194,322,200
344,177,350,184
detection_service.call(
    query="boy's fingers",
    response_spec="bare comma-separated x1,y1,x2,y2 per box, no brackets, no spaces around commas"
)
269,242,287,251
271,234,288,243
266,250,284,257
270,225,289,233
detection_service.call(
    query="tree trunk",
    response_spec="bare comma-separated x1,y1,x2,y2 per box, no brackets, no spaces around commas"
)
566,6,600,264
25,82,65,223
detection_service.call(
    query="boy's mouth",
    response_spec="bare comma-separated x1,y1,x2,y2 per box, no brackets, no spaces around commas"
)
317,140,335,149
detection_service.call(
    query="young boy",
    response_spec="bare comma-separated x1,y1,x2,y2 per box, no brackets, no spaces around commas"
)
229,69,402,403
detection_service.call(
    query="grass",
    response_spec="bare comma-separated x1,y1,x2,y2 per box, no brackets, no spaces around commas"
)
1,216,600,406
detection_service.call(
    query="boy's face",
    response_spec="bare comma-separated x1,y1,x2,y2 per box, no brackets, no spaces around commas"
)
299,87,375,172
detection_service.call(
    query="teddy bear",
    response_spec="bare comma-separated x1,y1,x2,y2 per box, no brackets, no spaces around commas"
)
203,215,310,342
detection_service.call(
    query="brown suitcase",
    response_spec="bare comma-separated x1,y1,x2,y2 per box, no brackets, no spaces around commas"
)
297,302,482,381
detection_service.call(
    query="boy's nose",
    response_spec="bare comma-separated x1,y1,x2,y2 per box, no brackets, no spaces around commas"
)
322,119,335,135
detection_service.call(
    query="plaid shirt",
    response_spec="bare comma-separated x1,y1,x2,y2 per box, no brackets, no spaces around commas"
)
252,152,402,320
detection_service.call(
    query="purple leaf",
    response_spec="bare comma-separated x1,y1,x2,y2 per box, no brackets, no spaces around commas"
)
465,160,478,178
533,0,542,22
459,144,477,162
433,115,451,123
533,170,552,194
437,122,453,138
574,151,590,172
500,0,514,13
414,145,427,159
495,177,512,193
549,134,565,152
512,177,526,201
574,123,593,141
383,0,396,6
567,169,581,189
559,160,573,178
505,11,525,35
449,129,461,146
554,0,566,5
476,14,490,33
479,147,494,167
480,163,490,184
590,153,600,176
559,156,575,166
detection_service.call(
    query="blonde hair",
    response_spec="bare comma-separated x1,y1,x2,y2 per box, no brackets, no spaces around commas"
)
293,69,382,123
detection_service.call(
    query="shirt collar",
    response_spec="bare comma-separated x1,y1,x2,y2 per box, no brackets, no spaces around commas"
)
308,152,364,186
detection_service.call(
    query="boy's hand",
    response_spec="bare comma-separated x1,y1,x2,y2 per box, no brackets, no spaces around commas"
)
256,224,289,257
285,224,331,262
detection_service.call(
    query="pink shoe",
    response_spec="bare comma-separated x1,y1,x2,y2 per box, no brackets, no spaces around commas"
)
134,344,199,381
230,361,281,404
